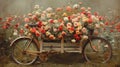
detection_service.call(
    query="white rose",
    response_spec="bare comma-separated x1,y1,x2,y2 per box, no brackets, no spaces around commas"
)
82,35,88,40
63,17,69,22
73,4,80,9
71,39,76,43
34,5,39,9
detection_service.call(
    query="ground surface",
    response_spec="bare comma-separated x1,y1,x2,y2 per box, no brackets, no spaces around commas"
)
0,47,119,67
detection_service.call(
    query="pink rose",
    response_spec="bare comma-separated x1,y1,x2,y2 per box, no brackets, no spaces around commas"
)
66,6,72,11
24,18,30,22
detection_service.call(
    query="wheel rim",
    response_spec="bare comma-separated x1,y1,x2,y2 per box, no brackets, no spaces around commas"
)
12,38,38,65
84,38,112,63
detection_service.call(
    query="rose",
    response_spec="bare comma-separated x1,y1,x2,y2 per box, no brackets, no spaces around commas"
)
74,22,79,27
87,18,92,24
62,13,67,17
94,30,99,35
67,23,72,28
48,19,54,23
72,18,79,22
24,24,29,29
82,27,87,33
20,28,24,35
80,7,86,11
68,27,74,33
32,15,38,21
54,20,58,23
49,35,55,40
46,31,51,36
63,17,69,22
71,39,76,43
24,18,30,22
61,31,66,36
37,21,43,27
66,6,72,11
35,31,40,36
53,28,58,32
14,23,19,29
58,26,63,31
95,24,100,29
47,13,52,18
56,7,63,11
30,28,36,33
34,5,39,9
73,4,80,9
46,7,53,13
13,29,18,36
104,22,109,25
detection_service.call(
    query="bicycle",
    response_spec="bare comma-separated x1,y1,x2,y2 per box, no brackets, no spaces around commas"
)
10,23,112,65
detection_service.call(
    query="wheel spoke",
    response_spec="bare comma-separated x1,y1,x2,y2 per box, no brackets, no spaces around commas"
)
11,38,38,65
83,37,112,63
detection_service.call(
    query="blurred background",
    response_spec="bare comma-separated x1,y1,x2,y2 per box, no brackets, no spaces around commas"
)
0,0,120,17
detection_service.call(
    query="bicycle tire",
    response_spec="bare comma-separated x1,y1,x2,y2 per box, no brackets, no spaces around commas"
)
82,36,112,63
11,37,39,65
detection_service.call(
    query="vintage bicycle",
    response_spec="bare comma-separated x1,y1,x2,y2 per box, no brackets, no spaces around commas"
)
10,23,112,65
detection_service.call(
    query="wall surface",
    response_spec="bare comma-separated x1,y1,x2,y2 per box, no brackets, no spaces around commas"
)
0,0,120,17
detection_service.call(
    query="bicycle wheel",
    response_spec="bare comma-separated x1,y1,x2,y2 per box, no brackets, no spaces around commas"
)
82,37,112,63
11,37,39,65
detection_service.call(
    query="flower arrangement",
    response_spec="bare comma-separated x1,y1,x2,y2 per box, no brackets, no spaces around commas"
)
1,2,119,43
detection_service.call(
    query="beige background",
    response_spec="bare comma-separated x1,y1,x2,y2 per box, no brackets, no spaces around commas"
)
0,0,120,17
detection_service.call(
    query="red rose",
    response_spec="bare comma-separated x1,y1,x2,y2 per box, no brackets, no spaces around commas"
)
49,19,54,23
87,18,92,24
40,29,46,34
110,29,114,32
104,22,109,25
37,21,42,27
20,29,24,35
58,26,63,31
0,18,2,21
7,17,13,22
14,23,19,29
2,25,8,29
30,28,36,33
